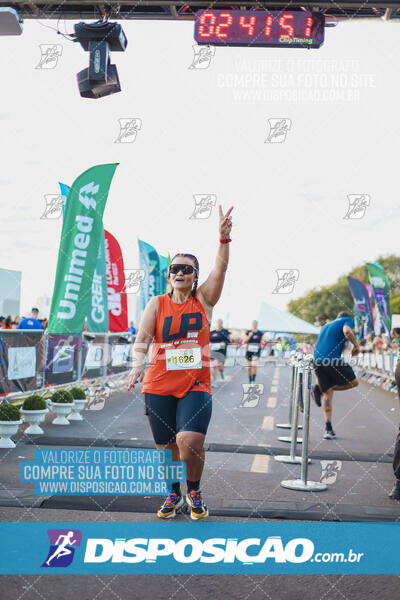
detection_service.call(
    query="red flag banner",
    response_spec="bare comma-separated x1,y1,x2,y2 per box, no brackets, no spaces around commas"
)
104,230,128,332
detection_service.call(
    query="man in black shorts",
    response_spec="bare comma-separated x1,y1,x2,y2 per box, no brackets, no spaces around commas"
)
244,321,264,383
312,311,360,439
209,319,230,386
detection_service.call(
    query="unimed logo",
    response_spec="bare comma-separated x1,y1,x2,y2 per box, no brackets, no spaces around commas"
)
83,536,314,564
42,529,82,568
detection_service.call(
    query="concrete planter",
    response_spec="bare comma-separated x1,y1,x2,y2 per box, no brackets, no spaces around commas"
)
49,401,74,425
21,408,49,435
68,398,87,421
0,420,22,448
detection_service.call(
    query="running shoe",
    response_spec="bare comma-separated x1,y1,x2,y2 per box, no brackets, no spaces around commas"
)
311,384,322,407
157,492,184,519
323,428,336,440
186,488,209,520
389,481,400,501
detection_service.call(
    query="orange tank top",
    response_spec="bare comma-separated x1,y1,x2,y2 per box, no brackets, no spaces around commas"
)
142,292,211,397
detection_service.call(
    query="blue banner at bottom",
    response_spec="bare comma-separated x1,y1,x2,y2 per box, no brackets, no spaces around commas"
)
1,522,398,574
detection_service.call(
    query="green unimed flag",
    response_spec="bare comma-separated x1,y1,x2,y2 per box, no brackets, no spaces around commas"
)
86,225,109,333
48,163,118,334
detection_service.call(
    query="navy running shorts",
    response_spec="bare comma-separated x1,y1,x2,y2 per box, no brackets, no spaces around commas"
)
246,351,260,362
144,390,212,445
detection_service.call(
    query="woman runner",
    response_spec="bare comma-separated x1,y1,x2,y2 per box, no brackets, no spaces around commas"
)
127,205,233,520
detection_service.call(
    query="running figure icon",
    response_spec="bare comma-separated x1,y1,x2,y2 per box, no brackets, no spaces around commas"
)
45,531,77,566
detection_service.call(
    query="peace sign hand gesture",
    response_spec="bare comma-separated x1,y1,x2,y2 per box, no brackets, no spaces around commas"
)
219,205,233,239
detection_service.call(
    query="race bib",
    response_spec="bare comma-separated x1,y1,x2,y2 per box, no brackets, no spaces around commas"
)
165,347,202,371
248,343,259,353
210,342,223,351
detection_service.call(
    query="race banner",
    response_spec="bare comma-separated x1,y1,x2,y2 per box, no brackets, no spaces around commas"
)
137,239,161,313
87,226,109,333
81,333,109,379
159,254,171,294
59,182,70,216
347,276,374,334
368,283,384,336
138,238,150,315
48,163,118,335
366,262,391,335
353,303,360,339
104,230,128,332
44,333,81,386
107,334,132,375
0,331,43,395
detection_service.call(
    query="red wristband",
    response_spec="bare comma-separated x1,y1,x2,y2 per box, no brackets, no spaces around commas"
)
220,238,232,244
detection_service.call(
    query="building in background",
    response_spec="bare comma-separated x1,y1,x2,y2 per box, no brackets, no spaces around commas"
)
0,268,21,317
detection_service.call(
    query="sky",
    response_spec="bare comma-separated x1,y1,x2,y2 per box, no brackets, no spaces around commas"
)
1,14,399,329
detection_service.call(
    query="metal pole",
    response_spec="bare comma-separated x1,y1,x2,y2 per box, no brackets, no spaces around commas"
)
76,334,83,382
276,351,302,430
277,353,303,442
275,357,309,464
280,355,327,491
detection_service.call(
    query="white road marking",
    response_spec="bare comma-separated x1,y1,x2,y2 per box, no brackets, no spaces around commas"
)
251,454,271,473
267,397,277,408
270,386,278,393
262,416,274,430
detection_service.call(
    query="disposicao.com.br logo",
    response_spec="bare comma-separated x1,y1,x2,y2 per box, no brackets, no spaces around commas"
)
81,536,363,565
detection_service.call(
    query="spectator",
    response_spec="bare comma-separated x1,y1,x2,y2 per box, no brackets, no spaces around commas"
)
2,316,13,329
128,321,136,335
391,328,400,354
373,334,383,351
17,308,43,330
365,333,374,351
0,316,4,328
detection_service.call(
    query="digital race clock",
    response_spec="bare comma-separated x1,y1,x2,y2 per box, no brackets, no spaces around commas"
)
194,10,325,49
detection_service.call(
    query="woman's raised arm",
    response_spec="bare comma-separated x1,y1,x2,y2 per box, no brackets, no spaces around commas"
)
197,205,233,308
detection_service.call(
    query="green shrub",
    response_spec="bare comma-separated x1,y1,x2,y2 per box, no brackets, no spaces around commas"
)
0,402,21,421
51,389,74,404
69,386,86,400
22,394,47,411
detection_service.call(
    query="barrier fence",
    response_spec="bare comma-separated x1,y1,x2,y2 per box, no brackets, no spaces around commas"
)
355,349,398,376
2,334,395,400
0,330,133,398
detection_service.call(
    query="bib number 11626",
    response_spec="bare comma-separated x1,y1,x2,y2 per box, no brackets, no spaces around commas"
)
165,347,202,371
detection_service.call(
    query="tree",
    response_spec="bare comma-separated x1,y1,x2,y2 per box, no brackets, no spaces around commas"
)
287,255,400,324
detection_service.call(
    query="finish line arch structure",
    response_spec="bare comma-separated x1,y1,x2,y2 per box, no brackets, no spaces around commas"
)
2,1,400,22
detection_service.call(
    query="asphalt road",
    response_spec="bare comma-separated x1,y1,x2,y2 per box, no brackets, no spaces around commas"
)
0,358,399,598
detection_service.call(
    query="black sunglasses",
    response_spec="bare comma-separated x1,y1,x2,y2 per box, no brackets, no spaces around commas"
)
169,264,197,275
